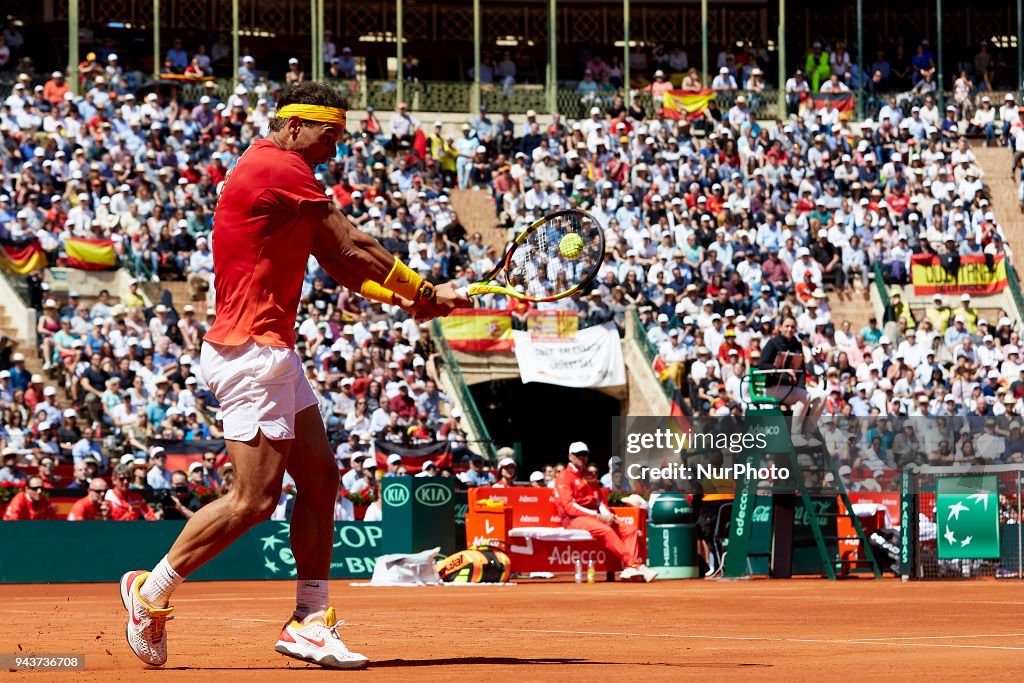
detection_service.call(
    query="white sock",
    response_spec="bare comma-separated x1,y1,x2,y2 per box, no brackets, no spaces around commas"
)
295,579,329,620
140,556,184,607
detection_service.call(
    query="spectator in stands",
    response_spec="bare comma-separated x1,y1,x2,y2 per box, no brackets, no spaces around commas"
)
336,46,356,78
461,455,495,487
146,447,172,489
389,101,420,151
106,463,160,520
0,448,27,483
67,477,112,520
161,470,201,520
3,475,56,520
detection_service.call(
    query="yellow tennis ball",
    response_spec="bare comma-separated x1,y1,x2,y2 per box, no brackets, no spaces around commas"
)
559,232,585,260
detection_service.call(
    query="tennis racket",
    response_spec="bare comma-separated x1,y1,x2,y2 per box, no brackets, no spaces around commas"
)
457,209,606,303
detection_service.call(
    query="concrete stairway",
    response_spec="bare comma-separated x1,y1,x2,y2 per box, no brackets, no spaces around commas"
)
828,288,878,335
0,307,44,378
0,304,74,410
449,189,505,251
973,143,1024,263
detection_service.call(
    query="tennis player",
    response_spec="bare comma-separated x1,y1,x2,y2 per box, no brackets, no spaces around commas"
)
119,81,467,670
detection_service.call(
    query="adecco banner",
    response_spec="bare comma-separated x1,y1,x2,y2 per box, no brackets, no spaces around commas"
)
512,322,625,388
0,521,383,583
911,254,1007,295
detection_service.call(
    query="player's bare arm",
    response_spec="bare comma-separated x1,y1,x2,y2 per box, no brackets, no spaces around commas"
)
308,201,468,319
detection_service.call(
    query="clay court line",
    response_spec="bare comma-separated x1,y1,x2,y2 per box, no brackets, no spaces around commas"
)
846,633,1024,641
3,595,295,606
444,626,1024,652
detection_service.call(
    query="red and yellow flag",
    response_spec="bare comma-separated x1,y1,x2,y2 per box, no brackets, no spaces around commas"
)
911,253,1007,296
662,89,716,120
65,237,116,270
439,310,513,352
0,238,46,275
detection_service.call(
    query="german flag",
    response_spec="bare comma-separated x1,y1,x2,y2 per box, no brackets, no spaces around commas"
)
65,237,117,270
0,237,46,275
374,439,452,474
439,310,514,352
662,89,716,120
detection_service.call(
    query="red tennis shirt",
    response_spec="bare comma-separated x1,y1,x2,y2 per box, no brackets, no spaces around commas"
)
204,140,331,348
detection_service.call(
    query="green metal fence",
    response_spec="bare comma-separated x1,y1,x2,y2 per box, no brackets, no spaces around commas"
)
431,319,497,462
627,307,678,404
873,260,890,312
0,267,31,308
1007,263,1024,327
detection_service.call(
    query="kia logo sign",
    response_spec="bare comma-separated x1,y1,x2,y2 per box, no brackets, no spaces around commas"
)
415,482,452,507
383,485,410,507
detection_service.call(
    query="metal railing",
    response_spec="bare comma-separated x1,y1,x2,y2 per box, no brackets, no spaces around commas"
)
627,307,677,404
0,267,32,308
431,318,498,462
1007,263,1024,328
873,260,890,312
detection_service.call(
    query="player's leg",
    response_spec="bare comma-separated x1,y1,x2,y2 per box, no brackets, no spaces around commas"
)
163,433,291,578
120,432,290,666
273,404,367,669
287,403,340,605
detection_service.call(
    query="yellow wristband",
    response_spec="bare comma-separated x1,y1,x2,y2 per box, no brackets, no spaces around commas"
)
358,279,397,305
381,256,423,301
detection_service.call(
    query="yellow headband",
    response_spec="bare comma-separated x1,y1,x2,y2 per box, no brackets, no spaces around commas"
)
276,103,347,128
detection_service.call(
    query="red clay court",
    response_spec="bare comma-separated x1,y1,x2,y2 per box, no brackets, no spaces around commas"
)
1,579,1022,680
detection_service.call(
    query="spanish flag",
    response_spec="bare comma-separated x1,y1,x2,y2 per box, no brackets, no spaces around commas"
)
662,89,716,120
0,237,46,275
910,253,1008,296
802,92,856,121
439,310,514,352
65,237,117,271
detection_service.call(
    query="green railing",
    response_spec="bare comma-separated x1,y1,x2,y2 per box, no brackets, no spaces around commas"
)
627,307,678,404
0,267,32,308
431,319,497,463
1007,263,1024,328
873,260,890,312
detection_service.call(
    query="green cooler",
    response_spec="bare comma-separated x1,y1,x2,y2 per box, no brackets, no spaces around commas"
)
646,493,698,579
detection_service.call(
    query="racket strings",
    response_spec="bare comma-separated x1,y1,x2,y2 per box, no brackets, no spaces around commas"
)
502,211,603,300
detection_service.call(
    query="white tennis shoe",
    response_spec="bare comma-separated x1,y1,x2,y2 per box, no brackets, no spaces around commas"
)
275,607,369,670
119,570,174,666
620,564,659,582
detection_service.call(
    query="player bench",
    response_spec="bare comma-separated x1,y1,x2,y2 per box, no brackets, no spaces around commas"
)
465,486,645,576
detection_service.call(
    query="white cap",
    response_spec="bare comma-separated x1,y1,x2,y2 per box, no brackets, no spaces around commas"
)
188,461,204,473
387,453,402,465
288,57,299,65
498,457,517,468
569,441,590,455
529,471,545,482
961,293,971,301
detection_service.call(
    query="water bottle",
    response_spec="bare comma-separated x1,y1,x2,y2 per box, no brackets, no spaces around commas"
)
586,559,596,584
574,558,582,584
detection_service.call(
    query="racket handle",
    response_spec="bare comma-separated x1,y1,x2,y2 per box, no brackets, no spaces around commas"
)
455,286,470,298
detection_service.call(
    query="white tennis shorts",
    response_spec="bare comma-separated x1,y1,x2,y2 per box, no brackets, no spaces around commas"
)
200,339,317,441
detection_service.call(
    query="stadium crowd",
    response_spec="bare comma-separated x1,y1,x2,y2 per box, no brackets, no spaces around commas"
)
2,28,1024,523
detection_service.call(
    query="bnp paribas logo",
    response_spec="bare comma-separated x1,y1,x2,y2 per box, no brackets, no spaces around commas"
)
936,475,1000,560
